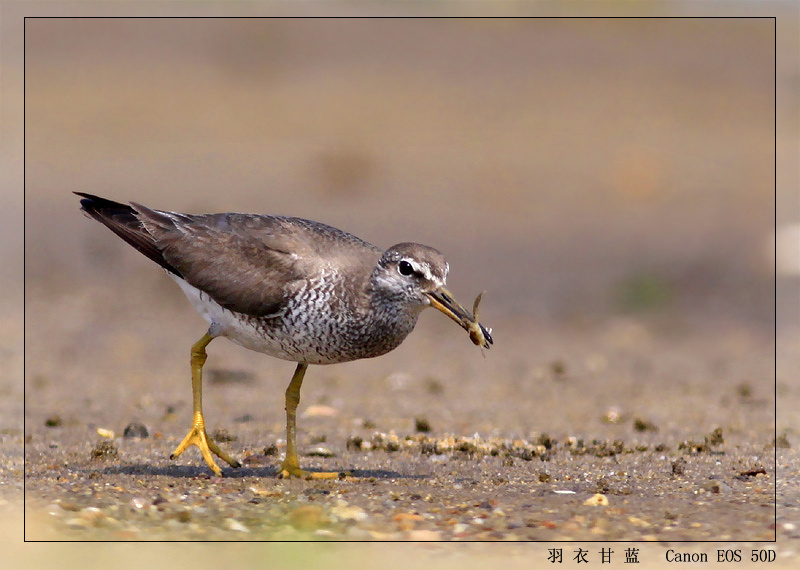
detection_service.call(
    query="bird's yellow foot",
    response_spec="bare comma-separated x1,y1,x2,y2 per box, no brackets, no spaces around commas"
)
279,460,349,480
170,425,241,477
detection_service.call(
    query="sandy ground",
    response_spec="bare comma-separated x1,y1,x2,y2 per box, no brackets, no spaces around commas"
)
3,9,800,569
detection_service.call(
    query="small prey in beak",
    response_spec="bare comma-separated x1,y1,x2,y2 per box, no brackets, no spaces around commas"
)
426,288,494,350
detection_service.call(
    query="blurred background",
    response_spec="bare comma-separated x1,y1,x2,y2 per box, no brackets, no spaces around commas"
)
21,17,780,327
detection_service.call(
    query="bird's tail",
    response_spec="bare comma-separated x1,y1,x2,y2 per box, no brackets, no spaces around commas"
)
75,192,180,275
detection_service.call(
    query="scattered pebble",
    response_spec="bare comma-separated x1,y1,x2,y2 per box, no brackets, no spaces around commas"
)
407,529,441,540
330,504,367,522
736,466,767,478
453,523,469,535
584,493,609,506
633,417,658,432
288,505,327,530
211,428,236,442
550,360,567,379
249,486,281,498
414,417,431,433
129,498,148,510
773,434,791,449
602,407,624,424
44,415,62,427
90,440,119,461
393,512,423,530
96,428,115,439
224,518,249,533
701,480,731,494
302,405,338,418
305,446,335,457
123,423,149,438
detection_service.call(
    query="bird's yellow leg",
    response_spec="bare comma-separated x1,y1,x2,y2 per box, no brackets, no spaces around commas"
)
170,333,241,476
279,363,347,480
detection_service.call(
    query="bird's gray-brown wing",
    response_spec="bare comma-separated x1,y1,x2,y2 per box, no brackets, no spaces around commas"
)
132,205,328,318
76,192,380,316
77,193,381,317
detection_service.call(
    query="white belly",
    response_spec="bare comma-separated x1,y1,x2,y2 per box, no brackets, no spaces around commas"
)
168,272,384,365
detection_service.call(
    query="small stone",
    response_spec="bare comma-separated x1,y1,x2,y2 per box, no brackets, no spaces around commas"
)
65,518,87,529
705,427,724,446
602,407,624,424
249,486,281,498
45,415,62,427
91,440,119,461
701,479,731,494
288,505,327,530
633,418,658,432
407,529,441,540
302,405,338,418
453,523,469,535
584,493,609,506
305,446,335,457
78,507,107,527
414,417,431,433
97,428,115,439
550,360,567,378
56,500,81,512
173,510,191,523
211,428,236,442
773,434,791,449
393,512,423,530
330,504,367,522
129,498,147,510
123,423,149,438
346,436,363,451
224,518,250,533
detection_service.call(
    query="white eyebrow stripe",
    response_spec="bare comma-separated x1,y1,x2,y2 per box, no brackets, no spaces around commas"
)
404,258,439,283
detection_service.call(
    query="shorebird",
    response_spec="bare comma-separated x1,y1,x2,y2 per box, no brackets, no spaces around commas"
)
76,193,492,479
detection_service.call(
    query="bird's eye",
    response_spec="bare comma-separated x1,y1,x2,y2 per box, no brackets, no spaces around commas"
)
398,260,415,276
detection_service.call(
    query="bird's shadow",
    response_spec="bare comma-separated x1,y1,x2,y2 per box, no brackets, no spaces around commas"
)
91,463,423,481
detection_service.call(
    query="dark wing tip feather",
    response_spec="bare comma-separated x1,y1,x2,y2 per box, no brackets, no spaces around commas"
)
74,192,182,277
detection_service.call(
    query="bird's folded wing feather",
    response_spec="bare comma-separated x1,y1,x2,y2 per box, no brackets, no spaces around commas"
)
133,205,314,317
